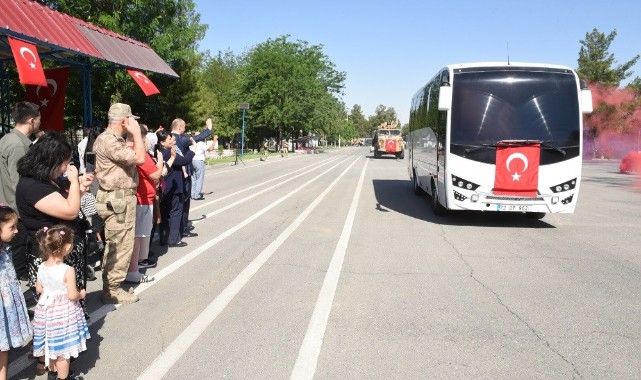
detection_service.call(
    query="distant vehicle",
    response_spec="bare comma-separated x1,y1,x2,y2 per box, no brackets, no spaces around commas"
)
372,120,405,159
407,62,593,218
363,138,373,152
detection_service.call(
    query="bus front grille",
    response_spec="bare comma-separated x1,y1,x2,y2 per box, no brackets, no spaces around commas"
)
485,195,544,202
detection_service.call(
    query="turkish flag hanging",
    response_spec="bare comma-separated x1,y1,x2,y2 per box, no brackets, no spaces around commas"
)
8,37,47,86
385,139,397,152
25,67,69,132
127,69,160,96
493,142,541,197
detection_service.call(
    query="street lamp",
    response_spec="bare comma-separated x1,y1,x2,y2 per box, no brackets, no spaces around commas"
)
239,102,249,156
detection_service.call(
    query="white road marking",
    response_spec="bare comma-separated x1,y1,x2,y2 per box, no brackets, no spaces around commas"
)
191,156,338,211
204,152,303,177
7,155,349,379
291,159,368,380
191,157,341,221
133,156,352,294
137,156,361,380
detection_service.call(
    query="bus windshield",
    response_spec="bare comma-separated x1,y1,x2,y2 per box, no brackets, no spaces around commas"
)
450,69,580,161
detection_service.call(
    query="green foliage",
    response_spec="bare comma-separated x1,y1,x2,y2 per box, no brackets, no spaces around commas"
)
577,28,641,136
349,105,370,137
628,77,641,96
238,35,346,145
34,0,207,129
197,51,244,142
28,3,399,142
368,105,398,130
400,123,410,136
577,28,640,87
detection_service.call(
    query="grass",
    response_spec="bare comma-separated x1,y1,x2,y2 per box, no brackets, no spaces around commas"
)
203,146,335,166
204,151,284,166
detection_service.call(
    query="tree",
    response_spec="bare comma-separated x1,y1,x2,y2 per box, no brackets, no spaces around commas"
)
577,28,640,87
34,0,208,129
238,35,346,145
197,50,243,142
578,28,641,140
368,105,398,130
313,97,355,144
348,105,369,137
628,77,641,97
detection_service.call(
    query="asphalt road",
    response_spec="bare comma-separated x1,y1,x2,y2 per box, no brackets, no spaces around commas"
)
9,148,641,379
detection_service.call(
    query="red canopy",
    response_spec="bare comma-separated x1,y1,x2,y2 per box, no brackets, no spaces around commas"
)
0,0,178,78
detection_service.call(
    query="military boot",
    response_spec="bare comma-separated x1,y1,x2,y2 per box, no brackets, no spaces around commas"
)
101,288,139,304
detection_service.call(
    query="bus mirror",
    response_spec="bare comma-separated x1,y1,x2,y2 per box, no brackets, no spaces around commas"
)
438,85,452,111
581,88,593,114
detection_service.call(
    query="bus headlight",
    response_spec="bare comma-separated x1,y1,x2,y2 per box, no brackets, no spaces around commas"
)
550,178,576,193
451,175,479,191
471,194,479,202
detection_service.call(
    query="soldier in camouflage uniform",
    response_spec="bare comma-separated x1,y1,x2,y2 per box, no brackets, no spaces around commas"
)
93,103,147,304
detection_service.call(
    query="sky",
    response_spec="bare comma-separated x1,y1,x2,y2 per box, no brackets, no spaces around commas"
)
193,0,641,125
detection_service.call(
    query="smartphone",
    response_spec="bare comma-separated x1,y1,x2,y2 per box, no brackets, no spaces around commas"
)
85,152,96,173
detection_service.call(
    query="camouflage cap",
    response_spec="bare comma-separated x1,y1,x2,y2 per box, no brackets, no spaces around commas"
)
108,103,140,119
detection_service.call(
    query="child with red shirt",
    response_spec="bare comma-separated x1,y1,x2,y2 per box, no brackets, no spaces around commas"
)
125,124,165,283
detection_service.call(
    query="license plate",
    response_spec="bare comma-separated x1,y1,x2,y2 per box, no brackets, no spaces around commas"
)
497,204,529,212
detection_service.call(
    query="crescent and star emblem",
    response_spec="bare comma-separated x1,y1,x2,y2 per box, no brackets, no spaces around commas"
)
134,72,150,83
19,47,38,69
505,152,528,181
35,79,58,107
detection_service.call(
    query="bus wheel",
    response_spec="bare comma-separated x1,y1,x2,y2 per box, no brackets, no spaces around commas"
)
399,150,405,159
431,181,447,216
526,212,545,219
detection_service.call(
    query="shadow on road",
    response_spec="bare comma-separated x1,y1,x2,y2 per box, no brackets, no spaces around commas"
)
9,307,106,380
371,179,556,228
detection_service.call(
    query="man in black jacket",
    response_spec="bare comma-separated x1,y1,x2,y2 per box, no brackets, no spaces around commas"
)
169,118,212,238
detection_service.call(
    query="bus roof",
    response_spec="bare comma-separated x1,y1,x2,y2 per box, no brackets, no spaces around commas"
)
443,62,574,71
412,62,579,103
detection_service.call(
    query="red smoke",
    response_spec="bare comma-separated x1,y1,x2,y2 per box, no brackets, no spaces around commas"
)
590,83,636,108
619,151,641,173
584,82,641,163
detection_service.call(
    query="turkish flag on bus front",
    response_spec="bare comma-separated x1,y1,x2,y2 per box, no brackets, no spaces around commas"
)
493,143,540,197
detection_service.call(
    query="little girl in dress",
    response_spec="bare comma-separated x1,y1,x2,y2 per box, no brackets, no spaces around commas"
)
0,205,32,380
33,225,90,380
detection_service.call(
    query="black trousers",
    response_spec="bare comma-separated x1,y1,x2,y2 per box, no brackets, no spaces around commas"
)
161,192,184,245
181,177,192,233
11,222,28,280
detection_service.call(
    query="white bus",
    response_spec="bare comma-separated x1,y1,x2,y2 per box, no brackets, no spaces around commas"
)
408,62,593,218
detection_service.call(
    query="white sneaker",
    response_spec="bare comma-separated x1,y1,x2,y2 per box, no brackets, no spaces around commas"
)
125,271,154,283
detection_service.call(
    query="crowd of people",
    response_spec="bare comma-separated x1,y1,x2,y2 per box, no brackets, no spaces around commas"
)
0,101,216,380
